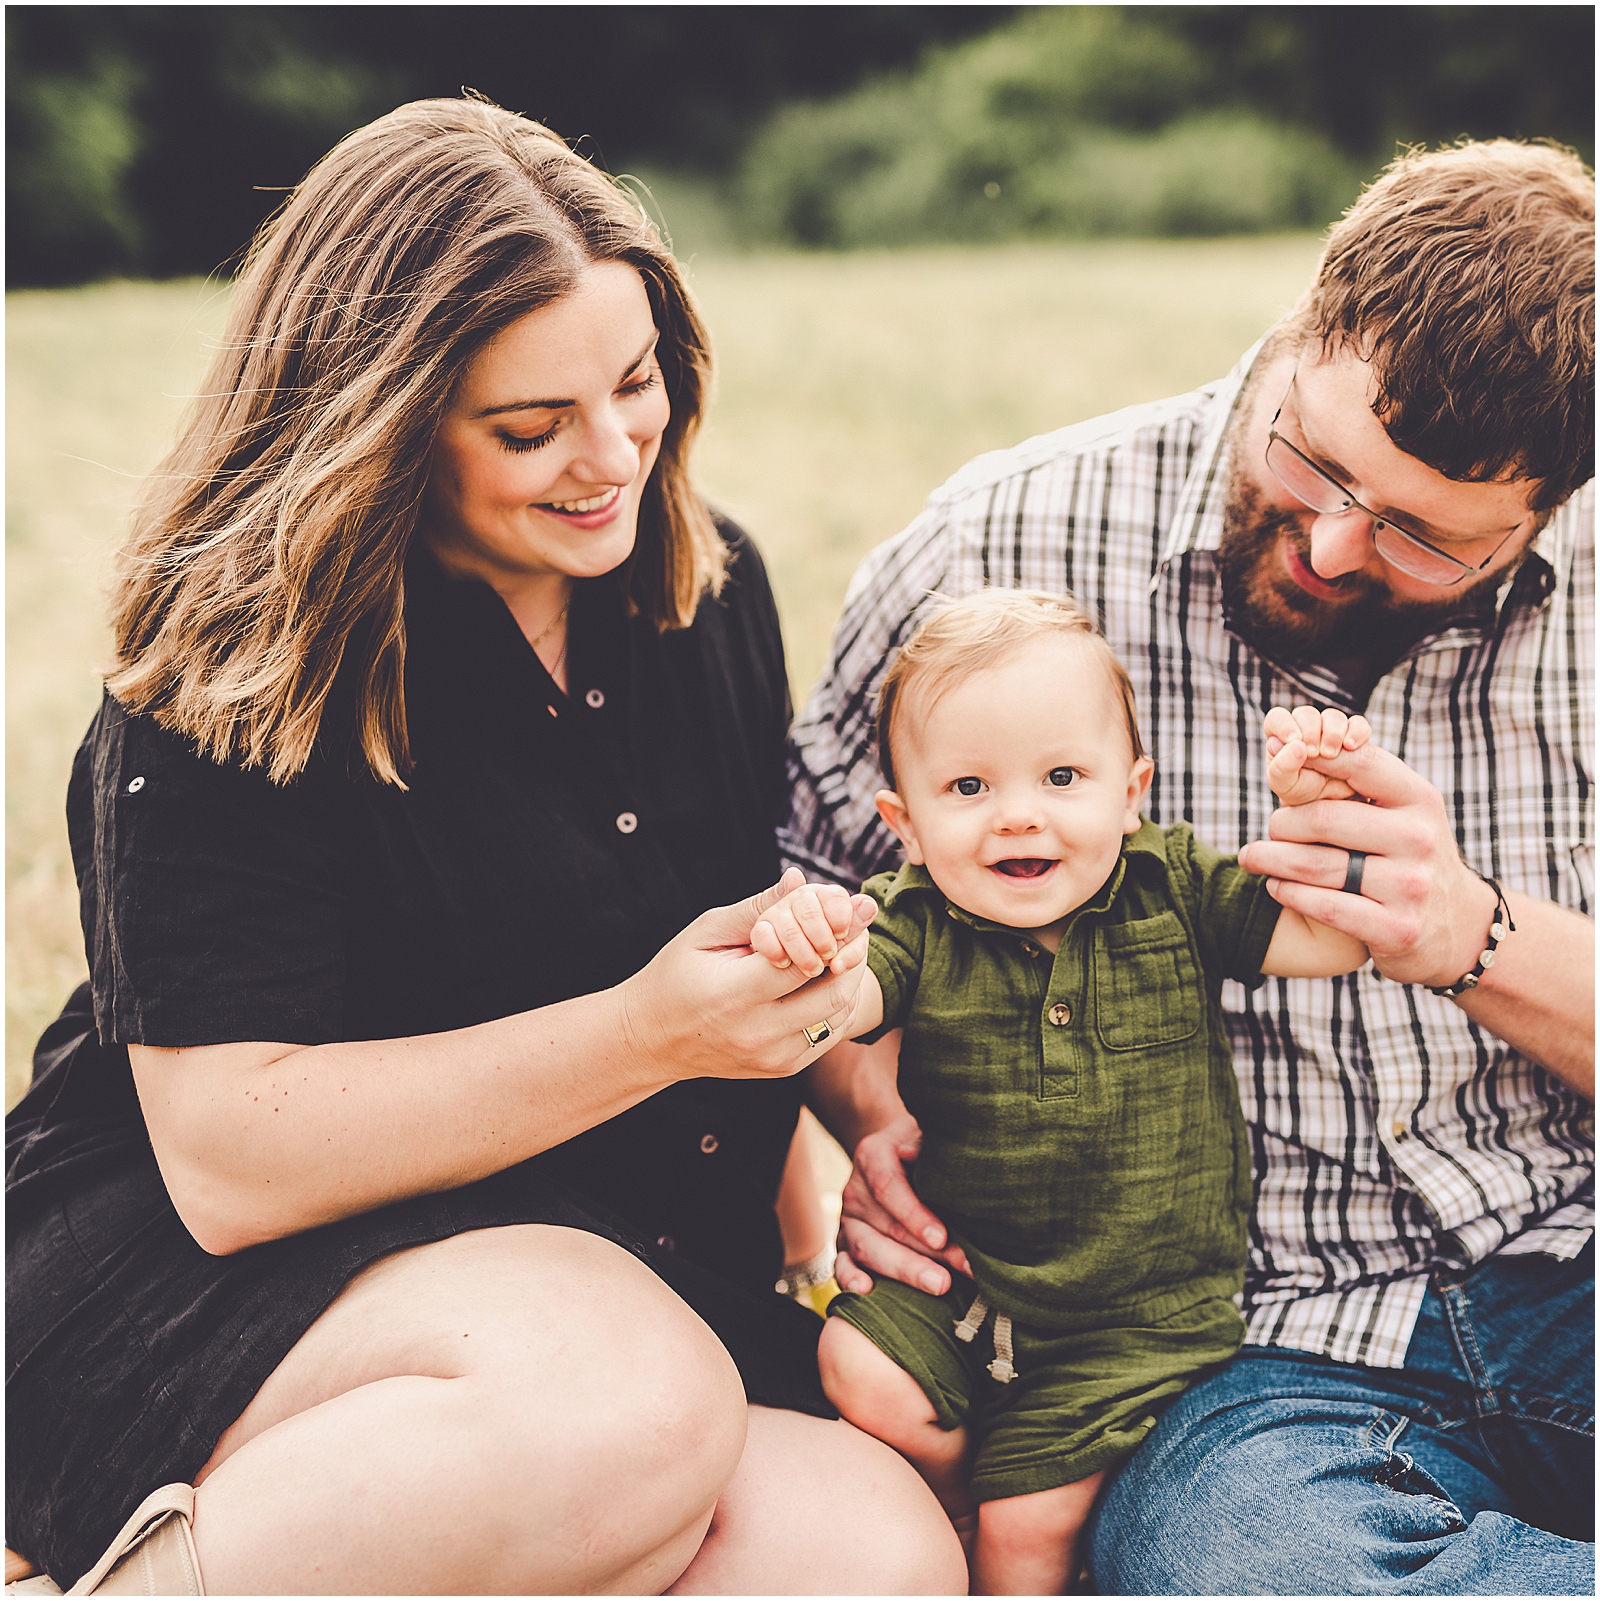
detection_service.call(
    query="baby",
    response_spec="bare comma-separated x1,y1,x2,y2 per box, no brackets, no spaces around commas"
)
752,590,1371,1595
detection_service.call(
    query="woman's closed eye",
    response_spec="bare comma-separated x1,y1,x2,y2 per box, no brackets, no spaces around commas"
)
497,422,560,455
1046,767,1078,788
496,371,659,456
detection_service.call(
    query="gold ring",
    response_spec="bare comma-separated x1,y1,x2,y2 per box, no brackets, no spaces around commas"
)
803,1020,834,1047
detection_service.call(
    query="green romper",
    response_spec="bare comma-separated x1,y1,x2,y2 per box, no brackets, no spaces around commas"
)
828,819,1282,1500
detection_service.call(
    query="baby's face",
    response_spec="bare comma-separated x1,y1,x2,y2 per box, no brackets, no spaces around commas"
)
878,636,1153,937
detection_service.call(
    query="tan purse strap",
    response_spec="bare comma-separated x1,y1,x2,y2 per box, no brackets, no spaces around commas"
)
66,1486,197,1596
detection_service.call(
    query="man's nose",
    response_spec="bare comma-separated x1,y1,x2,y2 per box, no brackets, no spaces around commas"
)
1306,507,1380,580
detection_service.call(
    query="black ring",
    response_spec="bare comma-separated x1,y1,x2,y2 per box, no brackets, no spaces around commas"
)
1341,849,1368,896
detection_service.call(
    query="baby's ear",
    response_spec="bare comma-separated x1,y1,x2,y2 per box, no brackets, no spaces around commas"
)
875,789,924,863
1122,757,1155,835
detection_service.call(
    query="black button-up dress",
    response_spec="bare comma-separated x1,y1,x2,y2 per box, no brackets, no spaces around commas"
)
6,525,831,1587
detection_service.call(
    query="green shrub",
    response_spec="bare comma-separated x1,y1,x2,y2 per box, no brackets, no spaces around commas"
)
738,9,1364,248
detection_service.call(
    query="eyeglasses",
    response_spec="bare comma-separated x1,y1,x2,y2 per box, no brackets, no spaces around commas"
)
1265,367,1522,587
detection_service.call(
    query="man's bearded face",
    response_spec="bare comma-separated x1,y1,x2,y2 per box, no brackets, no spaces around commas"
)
1214,418,1523,670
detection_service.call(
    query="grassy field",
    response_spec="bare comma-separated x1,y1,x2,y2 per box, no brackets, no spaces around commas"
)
6,235,1324,1105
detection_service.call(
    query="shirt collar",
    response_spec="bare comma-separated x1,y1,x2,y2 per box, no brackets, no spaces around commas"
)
875,820,1168,937
1151,338,1575,621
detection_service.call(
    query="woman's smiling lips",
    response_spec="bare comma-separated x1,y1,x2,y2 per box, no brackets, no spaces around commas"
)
536,485,624,527
989,858,1057,879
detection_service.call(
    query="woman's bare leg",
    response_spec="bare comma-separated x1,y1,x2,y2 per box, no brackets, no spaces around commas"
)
188,1226,747,1594
668,1406,968,1596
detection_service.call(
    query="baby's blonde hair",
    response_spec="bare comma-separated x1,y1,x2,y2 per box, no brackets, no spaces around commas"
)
875,589,1145,790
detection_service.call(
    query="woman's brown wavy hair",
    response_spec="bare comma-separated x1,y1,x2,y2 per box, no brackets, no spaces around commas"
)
108,97,725,786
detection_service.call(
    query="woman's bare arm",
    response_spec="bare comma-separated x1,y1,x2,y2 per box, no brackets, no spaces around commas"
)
133,873,875,1254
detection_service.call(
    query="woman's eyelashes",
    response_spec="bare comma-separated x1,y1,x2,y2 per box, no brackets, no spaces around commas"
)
497,423,559,455
494,372,660,456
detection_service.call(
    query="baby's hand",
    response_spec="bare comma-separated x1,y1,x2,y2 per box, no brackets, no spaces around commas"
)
1264,705,1371,806
751,883,876,978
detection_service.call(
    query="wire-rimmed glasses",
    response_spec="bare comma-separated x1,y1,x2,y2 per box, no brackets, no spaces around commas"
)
1265,368,1522,587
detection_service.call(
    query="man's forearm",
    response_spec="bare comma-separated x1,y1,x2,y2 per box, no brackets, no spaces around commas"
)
1455,893,1594,1098
807,1031,906,1153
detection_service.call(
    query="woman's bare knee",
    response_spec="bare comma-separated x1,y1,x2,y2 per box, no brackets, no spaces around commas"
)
206,1227,742,1476
192,1227,747,1592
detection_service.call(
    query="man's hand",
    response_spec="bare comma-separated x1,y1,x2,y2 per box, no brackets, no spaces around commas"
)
834,1112,971,1296
1264,705,1371,806
1240,738,1594,1095
1239,739,1493,988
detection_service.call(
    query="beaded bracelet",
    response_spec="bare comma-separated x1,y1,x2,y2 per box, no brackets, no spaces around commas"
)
775,1249,836,1298
1427,875,1514,997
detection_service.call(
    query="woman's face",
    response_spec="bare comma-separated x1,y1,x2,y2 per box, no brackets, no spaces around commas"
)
423,261,671,593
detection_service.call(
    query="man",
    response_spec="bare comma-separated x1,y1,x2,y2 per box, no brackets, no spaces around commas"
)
790,141,1594,1592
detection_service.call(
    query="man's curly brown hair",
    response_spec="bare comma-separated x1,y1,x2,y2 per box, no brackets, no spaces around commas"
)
1283,140,1594,511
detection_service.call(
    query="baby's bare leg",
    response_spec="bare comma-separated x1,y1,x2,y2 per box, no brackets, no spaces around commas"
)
817,1317,975,1545
971,1471,1105,1596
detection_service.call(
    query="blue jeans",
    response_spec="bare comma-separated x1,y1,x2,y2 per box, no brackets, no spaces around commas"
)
1089,1244,1594,1595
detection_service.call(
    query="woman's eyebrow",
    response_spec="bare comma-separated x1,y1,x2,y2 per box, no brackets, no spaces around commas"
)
473,335,659,418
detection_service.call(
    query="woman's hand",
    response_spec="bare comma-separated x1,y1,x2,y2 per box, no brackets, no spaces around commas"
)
751,882,877,977
833,1112,971,1297
134,870,874,1255
622,868,876,1084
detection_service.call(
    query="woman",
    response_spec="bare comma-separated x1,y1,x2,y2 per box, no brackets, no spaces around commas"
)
5,99,964,1594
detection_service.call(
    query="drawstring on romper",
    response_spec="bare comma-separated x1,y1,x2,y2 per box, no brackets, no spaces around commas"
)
952,1293,1018,1383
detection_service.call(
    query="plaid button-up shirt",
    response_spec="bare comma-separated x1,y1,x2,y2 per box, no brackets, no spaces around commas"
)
783,345,1595,1368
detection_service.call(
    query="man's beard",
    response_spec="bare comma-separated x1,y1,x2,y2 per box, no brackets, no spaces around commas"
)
1215,465,1509,672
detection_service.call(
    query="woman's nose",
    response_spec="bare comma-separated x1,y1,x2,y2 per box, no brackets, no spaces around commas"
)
1307,507,1380,580
568,407,642,487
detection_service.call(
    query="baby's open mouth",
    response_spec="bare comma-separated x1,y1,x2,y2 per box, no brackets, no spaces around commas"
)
989,858,1056,879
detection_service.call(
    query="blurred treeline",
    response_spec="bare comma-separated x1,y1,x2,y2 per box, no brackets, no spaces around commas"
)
741,7,1594,247
8,4,1593,286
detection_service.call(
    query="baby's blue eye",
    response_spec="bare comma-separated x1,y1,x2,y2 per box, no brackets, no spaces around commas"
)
1047,767,1076,787
954,777,983,797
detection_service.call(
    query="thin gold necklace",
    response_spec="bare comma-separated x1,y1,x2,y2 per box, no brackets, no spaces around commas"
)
530,601,569,653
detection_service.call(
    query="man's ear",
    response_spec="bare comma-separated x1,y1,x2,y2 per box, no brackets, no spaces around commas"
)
1123,757,1155,835
875,789,925,864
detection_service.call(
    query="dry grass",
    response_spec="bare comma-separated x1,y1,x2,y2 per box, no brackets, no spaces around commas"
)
6,236,1323,1105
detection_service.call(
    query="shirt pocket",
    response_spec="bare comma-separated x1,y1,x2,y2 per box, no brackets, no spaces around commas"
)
1094,912,1203,1050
